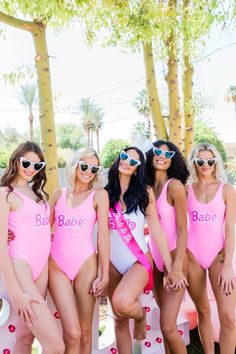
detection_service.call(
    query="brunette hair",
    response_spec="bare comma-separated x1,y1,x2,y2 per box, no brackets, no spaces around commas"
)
0,141,48,203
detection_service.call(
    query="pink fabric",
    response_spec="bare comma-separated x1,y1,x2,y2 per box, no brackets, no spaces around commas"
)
51,188,96,280
149,179,177,272
187,183,225,269
110,203,153,291
8,189,51,280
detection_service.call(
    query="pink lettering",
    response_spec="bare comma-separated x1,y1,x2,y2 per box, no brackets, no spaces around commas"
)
108,217,136,230
57,214,85,228
190,210,217,222
35,214,49,227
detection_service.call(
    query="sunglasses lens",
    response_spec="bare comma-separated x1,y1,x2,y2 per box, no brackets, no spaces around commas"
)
196,159,204,167
34,162,45,171
80,163,89,172
91,166,100,174
120,151,128,160
208,159,216,167
165,151,174,159
21,159,31,168
153,148,162,156
129,159,139,167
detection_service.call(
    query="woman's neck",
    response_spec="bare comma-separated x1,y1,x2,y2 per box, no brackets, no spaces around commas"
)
119,173,131,197
13,177,29,188
154,170,168,189
74,181,90,193
196,175,217,186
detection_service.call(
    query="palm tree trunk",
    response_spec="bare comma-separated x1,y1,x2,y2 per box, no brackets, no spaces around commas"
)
96,129,100,153
90,128,94,148
86,128,90,147
29,111,34,141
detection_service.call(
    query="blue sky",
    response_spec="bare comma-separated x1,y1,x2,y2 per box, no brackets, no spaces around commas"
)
0,21,235,148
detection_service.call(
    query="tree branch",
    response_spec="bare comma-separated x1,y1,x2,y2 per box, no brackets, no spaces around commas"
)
0,11,40,33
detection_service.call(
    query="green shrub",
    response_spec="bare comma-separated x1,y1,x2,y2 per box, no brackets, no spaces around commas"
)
194,120,227,161
101,139,130,168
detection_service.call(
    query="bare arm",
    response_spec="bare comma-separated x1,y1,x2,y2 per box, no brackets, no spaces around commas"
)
92,188,110,296
219,183,236,294
49,188,62,238
146,187,172,274
169,181,188,269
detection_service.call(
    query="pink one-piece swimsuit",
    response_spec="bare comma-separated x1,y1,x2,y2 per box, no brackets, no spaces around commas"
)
8,189,51,280
187,183,225,269
149,179,177,272
51,188,96,281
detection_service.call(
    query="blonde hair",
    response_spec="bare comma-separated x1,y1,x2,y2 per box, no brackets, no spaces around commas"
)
187,142,227,184
65,147,102,191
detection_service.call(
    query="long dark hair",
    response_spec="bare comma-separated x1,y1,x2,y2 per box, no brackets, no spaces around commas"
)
1,141,48,203
145,140,189,186
105,146,149,215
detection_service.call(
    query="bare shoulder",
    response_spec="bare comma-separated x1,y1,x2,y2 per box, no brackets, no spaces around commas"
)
0,186,14,205
223,183,236,198
0,186,9,196
168,178,186,195
50,188,63,204
94,188,109,201
169,178,184,190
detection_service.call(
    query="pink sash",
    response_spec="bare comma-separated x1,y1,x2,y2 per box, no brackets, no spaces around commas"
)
110,203,153,291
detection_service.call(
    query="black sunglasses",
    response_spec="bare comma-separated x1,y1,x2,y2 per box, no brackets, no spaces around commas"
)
194,158,217,167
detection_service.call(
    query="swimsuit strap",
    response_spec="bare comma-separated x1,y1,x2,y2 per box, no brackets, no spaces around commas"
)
162,178,174,195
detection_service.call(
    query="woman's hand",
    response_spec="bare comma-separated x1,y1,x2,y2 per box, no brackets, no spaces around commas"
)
7,229,15,244
90,276,109,298
12,292,43,326
163,270,188,291
218,264,236,296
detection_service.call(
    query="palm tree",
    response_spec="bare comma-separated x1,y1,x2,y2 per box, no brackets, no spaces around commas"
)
133,88,152,139
71,98,96,147
92,107,104,152
71,98,103,150
17,82,38,141
131,121,149,139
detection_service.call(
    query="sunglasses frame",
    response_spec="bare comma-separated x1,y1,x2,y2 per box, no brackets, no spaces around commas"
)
78,160,102,175
152,147,175,159
119,150,141,167
19,157,46,172
194,157,217,167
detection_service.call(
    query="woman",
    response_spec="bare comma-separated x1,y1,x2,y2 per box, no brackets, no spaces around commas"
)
187,142,236,354
49,147,110,354
105,146,176,354
0,141,64,354
145,140,189,354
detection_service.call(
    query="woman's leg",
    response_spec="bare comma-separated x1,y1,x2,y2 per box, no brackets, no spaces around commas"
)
13,263,65,354
108,262,132,354
209,252,236,354
13,266,49,354
153,253,188,354
49,258,81,354
187,250,214,354
73,253,97,354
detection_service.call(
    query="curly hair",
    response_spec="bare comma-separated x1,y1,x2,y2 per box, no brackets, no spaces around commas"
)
145,140,189,186
0,141,48,203
105,146,149,215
